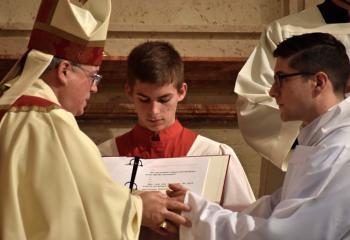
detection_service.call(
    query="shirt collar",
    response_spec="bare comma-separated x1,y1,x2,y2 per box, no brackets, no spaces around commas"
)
132,119,184,143
298,97,350,146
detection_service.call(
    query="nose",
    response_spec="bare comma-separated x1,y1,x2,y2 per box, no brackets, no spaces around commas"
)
150,101,161,115
269,81,279,98
90,83,98,93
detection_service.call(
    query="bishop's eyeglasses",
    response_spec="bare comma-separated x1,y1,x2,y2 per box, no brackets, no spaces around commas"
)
72,64,103,86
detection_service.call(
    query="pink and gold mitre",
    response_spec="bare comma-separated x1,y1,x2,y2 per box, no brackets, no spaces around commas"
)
28,0,111,66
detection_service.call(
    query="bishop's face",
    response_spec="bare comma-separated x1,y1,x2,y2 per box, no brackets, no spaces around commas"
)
59,62,100,116
126,80,187,133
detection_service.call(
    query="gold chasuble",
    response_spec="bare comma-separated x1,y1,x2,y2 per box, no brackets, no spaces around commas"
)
0,1,143,239
0,80,142,239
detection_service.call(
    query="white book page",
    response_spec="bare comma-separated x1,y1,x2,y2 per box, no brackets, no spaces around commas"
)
136,156,209,194
102,156,209,195
102,156,135,189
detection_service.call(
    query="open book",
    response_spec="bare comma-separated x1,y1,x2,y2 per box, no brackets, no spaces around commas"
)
102,155,230,203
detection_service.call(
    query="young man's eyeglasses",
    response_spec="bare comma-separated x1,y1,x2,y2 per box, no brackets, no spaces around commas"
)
72,64,103,86
273,72,315,88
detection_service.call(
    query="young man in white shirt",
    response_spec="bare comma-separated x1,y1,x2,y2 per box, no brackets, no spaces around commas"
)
170,32,350,239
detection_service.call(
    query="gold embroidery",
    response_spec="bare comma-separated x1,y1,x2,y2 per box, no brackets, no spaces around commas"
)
0,104,10,110
7,105,60,113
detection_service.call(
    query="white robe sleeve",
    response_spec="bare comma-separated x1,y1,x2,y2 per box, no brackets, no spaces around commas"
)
181,175,350,240
181,144,350,240
180,192,272,240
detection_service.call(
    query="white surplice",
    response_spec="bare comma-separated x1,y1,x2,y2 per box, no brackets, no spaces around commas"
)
181,97,350,240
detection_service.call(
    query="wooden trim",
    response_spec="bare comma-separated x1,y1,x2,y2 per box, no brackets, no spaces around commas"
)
0,54,246,61
0,56,244,121
82,102,236,120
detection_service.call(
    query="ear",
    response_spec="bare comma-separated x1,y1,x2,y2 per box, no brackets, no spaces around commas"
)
124,83,133,100
56,60,71,86
177,83,187,101
313,72,328,95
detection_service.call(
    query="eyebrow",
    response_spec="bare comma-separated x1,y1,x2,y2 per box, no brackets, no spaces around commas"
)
274,71,284,75
136,93,173,99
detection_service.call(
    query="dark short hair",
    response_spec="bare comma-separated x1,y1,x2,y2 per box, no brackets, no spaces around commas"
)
43,56,63,74
273,32,350,93
127,41,184,92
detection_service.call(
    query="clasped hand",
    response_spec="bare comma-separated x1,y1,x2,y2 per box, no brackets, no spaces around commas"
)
138,183,190,235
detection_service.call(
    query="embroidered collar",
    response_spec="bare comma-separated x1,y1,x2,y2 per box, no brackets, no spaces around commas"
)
131,119,184,143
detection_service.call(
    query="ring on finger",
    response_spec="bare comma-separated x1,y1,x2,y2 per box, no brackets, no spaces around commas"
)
159,221,168,230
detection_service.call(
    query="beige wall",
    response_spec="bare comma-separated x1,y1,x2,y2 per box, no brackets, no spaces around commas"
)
0,0,322,57
0,0,323,196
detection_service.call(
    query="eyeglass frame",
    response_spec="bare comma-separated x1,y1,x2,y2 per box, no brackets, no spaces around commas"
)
71,63,103,86
273,71,315,88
